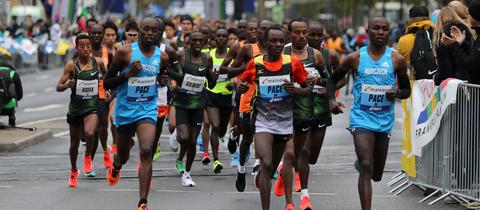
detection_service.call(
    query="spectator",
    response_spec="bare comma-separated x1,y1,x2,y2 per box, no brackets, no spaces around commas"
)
227,28,239,48
433,7,475,85
397,5,434,79
7,16,20,38
448,0,469,21
0,54,23,127
164,19,176,44
114,20,138,50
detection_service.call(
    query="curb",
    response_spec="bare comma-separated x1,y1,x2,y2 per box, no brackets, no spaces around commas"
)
0,129,53,152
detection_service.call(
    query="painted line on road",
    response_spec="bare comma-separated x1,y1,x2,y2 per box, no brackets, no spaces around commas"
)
36,75,49,80
23,104,64,113
43,87,55,92
18,116,66,126
53,131,70,138
98,189,139,192
374,194,399,198
0,186,13,189
23,92,38,98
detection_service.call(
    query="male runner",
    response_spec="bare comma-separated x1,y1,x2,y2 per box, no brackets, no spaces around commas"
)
173,31,217,186
238,26,308,210
104,18,169,210
103,21,118,55
327,17,411,210
56,33,107,187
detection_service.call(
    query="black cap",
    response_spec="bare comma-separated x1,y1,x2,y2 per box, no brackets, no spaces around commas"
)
469,0,480,22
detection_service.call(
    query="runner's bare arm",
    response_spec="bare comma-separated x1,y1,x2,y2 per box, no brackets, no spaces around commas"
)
206,54,218,89
104,46,134,90
159,52,170,86
166,46,183,81
327,51,358,100
218,42,239,73
174,50,186,84
390,52,411,100
56,61,75,92
227,64,247,79
96,58,107,79
327,50,347,90
227,45,252,78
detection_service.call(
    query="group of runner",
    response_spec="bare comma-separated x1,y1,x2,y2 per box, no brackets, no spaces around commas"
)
56,14,410,210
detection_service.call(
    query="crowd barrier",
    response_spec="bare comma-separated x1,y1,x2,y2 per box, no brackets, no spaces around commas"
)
390,82,480,207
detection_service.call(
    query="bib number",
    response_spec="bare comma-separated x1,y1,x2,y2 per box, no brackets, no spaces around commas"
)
76,79,98,99
180,74,206,95
360,84,392,112
127,76,156,102
259,75,290,102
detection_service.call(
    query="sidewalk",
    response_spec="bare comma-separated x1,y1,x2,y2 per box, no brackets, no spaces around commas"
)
0,126,52,152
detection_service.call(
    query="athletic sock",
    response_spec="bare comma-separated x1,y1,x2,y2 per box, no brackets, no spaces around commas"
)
238,164,246,174
184,171,190,177
138,198,147,207
301,189,309,199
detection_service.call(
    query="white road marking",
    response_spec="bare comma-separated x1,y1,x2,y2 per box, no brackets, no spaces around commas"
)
98,189,139,192
36,75,49,80
44,87,55,92
53,131,70,138
24,92,38,98
18,116,66,126
23,104,64,113
0,186,13,188
374,194,399,198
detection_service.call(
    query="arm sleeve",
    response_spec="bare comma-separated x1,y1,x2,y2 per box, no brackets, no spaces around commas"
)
238,60,255,83
450,42,480,76
434,46,454,86
397,73,411,99
13,73,23,101
104,63,127,90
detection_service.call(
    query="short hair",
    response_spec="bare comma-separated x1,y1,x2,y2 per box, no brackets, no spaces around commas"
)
103,21,118,34
288,17,308,32
263,25,287,43
180,15,194,25
409,5,429,18
86,18,98,24
75,33,91,46
164,19,175,29
227,28,239,36
154,16,165,32
125,21,139,32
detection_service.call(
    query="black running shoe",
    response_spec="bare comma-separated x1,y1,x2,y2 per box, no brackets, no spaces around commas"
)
235,172,246,192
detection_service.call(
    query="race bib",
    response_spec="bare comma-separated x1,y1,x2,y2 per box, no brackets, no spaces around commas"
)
305,67,320,78
360,84,392,112
127,76,156,102
76,79,98,99
180,74,206,95
259,75,290,102
214,64,229,82
157,86,168,106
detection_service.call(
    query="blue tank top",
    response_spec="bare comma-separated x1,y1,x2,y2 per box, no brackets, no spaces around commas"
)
350,47,396,133
115,42,161,126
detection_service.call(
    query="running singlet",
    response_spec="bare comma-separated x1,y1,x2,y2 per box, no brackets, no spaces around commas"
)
172,49,208,109
350,47,396,133
313,47,332,118
157,43,169,117
68,57,100,116
114,42,161,126
207,48,232,95
238,43,262,113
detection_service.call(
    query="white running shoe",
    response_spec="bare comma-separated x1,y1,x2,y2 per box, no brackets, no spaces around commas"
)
182,173,196,187
169,129,179,152
252,159,260,176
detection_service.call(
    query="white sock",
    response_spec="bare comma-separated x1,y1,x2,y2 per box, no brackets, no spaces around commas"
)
301,189,309,199
170,129,177,141
183,171,190,177
238,165,246,174
254,159,260,166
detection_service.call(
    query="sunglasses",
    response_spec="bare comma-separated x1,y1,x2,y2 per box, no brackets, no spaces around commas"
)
126,32,138,36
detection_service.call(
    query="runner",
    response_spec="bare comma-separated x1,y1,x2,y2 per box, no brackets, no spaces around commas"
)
199,24,212,166
173,15,194,50
173,31,217,186
88,24,113,171
104,18,169,210
204,28,231,173
237,26,308,210
114,21,139,51
56,33,107,187
103,21,118,55
327,17,411,210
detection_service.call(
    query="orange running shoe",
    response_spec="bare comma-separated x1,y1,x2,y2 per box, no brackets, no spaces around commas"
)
285,203,295,210
83,155,93,175
104,146,113,169
201,151,211,165
274,163,285,197
107,167,120,186
294,172,301,192
111,144,117,154
137,203,148,210
300,196,313,210
68,170,78,188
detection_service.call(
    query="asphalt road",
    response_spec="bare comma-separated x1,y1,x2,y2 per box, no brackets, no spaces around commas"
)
0,70,465,210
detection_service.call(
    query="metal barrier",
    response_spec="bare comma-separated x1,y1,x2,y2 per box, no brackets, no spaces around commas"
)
389,83,480,207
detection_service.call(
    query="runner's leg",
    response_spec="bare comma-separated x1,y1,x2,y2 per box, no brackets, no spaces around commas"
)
372,134,389,182
136,122,157,204
202,110,210,152
152,117,165,158
353,130,376,210
255,132,274,210
206,106,221,161
282,139,295,205
69,124,82,171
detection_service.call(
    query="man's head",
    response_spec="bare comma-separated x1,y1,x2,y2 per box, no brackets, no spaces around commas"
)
88,24,104,47
183,32,191,49
264,26,287,57
125,21,139,43
307,21,325,48
164,20,176,39
448,0,469,20
468,0,480,26
367,17,390,47
154,17,165,44
86,18,98,31
409,5,429,19
288,18,308,48
75,33,92,58
103,21,118,47
214,29,228,48
189,31,204,53
257,20,274,44
227,28,239,47
245,21,259,43
199,24,211,46
139,18,159,46
237,20,248,33
180,15,194,32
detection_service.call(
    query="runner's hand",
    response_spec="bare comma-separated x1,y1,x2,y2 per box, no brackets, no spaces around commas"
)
386,89,396,101
306,75,317,86
125,60,142,78
284,81,298,95
225,82,233,91
211,71,219,82
65,79,75,89
237,82,249,94
105,90,111,101
159,74,169,86
329,99,344,115
316,87,327,96
218,66,228,74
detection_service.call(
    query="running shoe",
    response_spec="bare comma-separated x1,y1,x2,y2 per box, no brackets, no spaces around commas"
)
104,146,113,169
235,172,246,192
201,151,211,165
83,155,93,175
169,132,179,152
230,151,240,167
294,172,301,192
354,159,360,173
212,160,223,174
252,159,260,176
285,203,295,210
274,163,285,197
68,170,78,188
182,173,196,187
153,145,161,161
106,167,120,186
175,160,185,174
227,128,238,154
85,171,96,177
137,203,148,210
111,144,117,155
300,196,313,210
